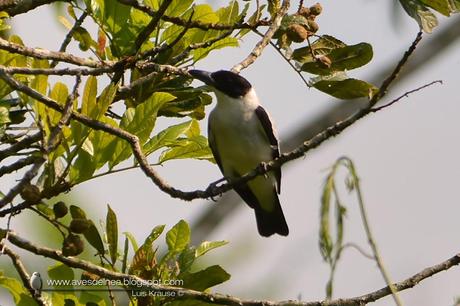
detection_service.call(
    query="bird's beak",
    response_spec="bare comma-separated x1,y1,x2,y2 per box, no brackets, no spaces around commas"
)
189,69,215,86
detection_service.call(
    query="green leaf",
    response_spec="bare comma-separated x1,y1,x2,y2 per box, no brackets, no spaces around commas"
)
301,43,373,75
420,0,451,15
70,150,96,183
292,35,346,64
48,263,75,288
319,173,334,261
159,136,214,163
90,116,118,170
106,204,118,265
0,106,9,124
108,92,175,168
84,220,105,255
82,76,97,117
166,220,190,254
399,0,438,33
180,265,230,291
81,138,94,156
195,240,228,257
178,246,196,273
311,73,378,100
193,37,239,62
123,231,139,252
143,120,194,155
73,26,96,51
0,275,36,305
143,224,166,247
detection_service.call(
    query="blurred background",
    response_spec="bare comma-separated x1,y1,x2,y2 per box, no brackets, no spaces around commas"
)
1,0,460,305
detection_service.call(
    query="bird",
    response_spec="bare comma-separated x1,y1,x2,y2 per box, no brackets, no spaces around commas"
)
189,69,289,237
29,271,43,296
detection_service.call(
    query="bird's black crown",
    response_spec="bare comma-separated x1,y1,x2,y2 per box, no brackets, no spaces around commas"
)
210,70,252,98
190,69,252,98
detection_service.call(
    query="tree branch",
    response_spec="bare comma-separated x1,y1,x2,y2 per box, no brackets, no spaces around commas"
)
0,37,110,68
0,0,69,16
232,0,290,73
0,243,47,306
4,229,460,306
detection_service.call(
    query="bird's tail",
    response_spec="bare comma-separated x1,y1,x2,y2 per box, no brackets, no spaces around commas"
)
254,197,289,237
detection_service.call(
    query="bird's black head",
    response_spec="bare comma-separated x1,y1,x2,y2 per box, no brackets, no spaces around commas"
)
189,69,252,98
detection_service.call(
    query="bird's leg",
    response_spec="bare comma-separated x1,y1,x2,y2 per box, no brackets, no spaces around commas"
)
259,161,270,178
207,177,227,202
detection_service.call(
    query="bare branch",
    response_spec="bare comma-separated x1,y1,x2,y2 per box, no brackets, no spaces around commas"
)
0,155,41,177
0,131,41,162
51,11,88,68
0,37,110,68
232,0,290,73
117,0,270,30
133,0,173,53
371,80,442,112
0,244,47,306
0,0,69,16
4,229,460,306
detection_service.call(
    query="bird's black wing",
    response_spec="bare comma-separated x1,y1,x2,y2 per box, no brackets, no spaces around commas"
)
207,123,224,173
255,105,281,193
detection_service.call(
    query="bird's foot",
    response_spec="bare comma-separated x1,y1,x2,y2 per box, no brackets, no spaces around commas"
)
207,177,226,202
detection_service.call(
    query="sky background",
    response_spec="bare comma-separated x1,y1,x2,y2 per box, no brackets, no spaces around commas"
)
1,0,460,305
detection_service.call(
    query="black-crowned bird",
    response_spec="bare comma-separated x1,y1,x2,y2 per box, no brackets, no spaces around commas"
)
189,69,289,237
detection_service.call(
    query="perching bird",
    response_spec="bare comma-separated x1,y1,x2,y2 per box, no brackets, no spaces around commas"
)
189,69,289,237
30,271,43,296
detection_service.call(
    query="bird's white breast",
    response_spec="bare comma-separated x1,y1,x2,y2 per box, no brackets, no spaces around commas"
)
209,88,273,174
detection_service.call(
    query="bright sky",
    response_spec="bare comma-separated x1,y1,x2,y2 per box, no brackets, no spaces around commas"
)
2,1,460,305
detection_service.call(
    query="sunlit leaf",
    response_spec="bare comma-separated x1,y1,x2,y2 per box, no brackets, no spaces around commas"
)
166,220,190,254
106,204,118,265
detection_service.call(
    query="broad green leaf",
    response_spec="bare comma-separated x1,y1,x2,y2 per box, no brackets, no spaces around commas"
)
106,204,118,265
48,263,75,288
82,76,97,117
165,0,194,17
70,150,96,183
195,240,228,257
159,136,213,163
143,120,194,155
216,1,239,24
180,265,230,291
96,83,118,119
90,116,118,170
72,26,95,51
108,92,175,168
84,220,105,255
143,224,166,247
0,275,35,305
166,220,190,253
81,138,94,156
420,0,451,15
399,0,438,33
193,37,239,62
178,246,196,273
311,73,378,100
301,43,373,75
292,35,346,64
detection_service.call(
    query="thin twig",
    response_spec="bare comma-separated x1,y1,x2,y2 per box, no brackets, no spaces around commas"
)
51,11,88,68
0,37,110,68
371,80,442,112
346,158,404,306
232,0,290,72
133,0,173,53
